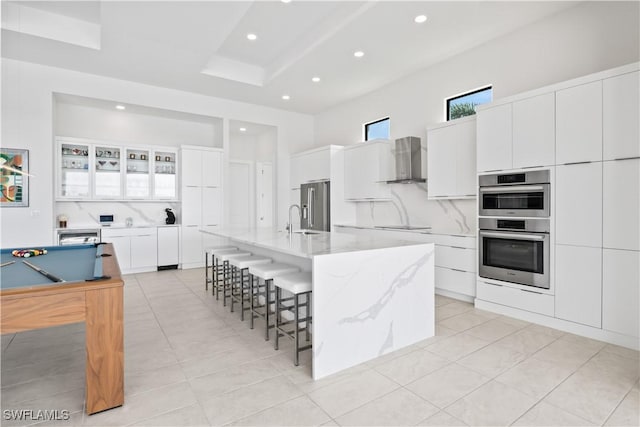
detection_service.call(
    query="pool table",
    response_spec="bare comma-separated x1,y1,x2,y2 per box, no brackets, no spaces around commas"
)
1,243,124,415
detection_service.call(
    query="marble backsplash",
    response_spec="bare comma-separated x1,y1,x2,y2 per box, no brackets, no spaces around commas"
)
55,201,181,228
354,183,476,235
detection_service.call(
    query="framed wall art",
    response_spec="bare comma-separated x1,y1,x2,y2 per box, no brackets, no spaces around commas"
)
1,148,29,207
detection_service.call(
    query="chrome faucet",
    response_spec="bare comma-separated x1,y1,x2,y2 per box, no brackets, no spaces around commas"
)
286,204,301,236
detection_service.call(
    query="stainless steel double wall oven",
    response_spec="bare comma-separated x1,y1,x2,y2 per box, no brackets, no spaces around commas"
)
479,170,551,289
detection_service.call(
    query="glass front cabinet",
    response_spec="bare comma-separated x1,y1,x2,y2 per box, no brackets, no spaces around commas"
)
56,138,178,201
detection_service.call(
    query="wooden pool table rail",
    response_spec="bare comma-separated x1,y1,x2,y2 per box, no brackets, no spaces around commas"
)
0,243,124,415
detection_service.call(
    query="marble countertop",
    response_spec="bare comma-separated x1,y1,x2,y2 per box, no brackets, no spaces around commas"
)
201,227,431,259
56,224,179,231
334,223,475,237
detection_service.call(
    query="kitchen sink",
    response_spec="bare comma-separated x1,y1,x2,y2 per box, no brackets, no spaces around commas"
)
293,230,321,235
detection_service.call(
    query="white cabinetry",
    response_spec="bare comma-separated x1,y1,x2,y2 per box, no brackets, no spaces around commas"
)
290,147,331,189
101,227,158,274
157,226,180,267
427,116,476,199
555,162,602,247
477,93,555,172
477,104,512,172
180,145,223,268
603,71,640,161
512,93,555,169
603,159,640,251
343,140,393,201
556,81,603,164
555,245,602,328
602,249,640,338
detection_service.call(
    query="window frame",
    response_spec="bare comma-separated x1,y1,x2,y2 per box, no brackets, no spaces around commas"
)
363,116,390,141
446,85,493,121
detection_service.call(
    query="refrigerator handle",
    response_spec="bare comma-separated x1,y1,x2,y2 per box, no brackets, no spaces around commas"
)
308,187,315,228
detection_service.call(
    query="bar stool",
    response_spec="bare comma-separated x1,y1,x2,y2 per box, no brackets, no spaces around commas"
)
210,248,243,299
205,246,237,293
273,272,312,366
216,251,251,306
247,263,300,340
227,254,272,320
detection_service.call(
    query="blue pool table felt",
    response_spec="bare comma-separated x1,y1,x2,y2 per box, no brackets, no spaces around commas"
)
1,244,105,290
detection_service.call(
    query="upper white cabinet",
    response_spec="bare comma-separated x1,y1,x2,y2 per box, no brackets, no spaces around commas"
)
477,93,555,172
477,104,512,172
555,162,602,247
58,140,91,199
427,116,476,199
512,93,555,169
556,81,603,164
603,71,640,161
344,140,393,201
603,158,640,251
202,150,222,188
290,147,332,189
56,137,177,201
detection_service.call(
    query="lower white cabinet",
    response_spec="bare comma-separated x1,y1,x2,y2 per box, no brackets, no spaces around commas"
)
555,244,602,328
477,280,555,317
157,226,180,267
181,225,203,266
602,249,640,338
101,227,158,273
435,267,476,297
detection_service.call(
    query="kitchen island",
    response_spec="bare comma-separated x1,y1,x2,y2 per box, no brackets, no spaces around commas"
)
202,227,435,379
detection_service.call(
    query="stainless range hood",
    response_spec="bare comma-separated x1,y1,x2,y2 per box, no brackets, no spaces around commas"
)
387,136,426,184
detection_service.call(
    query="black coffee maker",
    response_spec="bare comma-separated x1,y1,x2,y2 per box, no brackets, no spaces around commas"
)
165,208,176,225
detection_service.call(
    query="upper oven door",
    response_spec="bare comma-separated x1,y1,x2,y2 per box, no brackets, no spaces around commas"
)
479,229,550,289
479,183,550,217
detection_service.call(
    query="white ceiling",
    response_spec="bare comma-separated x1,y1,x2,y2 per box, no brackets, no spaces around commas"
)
2,1,579,114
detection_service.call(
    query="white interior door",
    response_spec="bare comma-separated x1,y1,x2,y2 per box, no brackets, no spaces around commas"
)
256,162,273,227
229,161,252,228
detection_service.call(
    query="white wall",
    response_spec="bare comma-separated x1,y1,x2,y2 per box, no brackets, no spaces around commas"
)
313,1,639,233
55,102,220,148
1,59,314,247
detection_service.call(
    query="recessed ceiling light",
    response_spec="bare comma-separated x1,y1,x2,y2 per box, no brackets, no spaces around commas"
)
282,95,290,100
353,51,364,58
239,127,247,132
247,33,257,41
281,0,291,3
414,14,428,24
311,77,320,83
115,105,126,110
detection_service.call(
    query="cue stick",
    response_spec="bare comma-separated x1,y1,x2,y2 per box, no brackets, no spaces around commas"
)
22,260,65,283
0,261,15,267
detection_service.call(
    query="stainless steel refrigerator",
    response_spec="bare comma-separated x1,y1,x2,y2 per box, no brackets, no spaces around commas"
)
300,181,330,231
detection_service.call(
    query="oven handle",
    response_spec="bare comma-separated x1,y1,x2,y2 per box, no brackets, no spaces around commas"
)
480,231,546,241
480,185,546,193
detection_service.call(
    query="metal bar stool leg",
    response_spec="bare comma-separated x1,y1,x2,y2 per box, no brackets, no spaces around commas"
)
205,251,209,291
264,279,271,340
274,286,280,350
306,294,311,342
294,293,300,366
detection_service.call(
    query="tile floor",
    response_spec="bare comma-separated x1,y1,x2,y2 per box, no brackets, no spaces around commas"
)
1,268,638,426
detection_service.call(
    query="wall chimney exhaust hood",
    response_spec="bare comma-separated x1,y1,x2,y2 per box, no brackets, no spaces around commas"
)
387,136,426,184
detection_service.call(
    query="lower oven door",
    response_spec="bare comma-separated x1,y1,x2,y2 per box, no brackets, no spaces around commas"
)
479,230,550,289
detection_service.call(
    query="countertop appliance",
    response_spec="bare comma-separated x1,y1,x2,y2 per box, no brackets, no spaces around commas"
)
479,218,550,289
479,170,550,217
301,181,330,232
387,136,426,184
57,228,101,246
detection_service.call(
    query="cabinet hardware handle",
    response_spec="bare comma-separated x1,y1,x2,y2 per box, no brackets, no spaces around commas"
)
520,288,543,295
563,161,592,166
450,268,467,273
485,282,503,287
613,156,640,161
